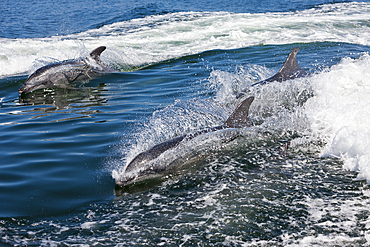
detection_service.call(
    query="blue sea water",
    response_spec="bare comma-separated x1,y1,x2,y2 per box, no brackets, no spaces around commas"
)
2,0,370,245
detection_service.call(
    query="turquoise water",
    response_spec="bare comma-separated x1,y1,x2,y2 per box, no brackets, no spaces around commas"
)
2,1,370,246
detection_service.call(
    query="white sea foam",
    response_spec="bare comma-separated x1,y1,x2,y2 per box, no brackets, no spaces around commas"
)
304,53,370,183
1,2,370,78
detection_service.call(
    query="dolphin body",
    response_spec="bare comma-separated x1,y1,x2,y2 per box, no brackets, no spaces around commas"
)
19,46,116,94
116,96,254,187
237,47,308,98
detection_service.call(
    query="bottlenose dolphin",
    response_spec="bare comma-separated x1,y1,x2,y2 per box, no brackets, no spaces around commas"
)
237,47,308,98
19,46,116,94
116,96,254,187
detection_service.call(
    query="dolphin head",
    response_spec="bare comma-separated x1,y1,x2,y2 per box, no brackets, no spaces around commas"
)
19,64,57,94
115,176,136,187
116,156,166,187
115,177,132,187
18,81,46,94
115,169,157,187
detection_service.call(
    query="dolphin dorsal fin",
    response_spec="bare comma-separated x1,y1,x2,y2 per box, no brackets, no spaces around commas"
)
90,46,106,62
279,47,301,74
224,96,254,128
265,47,308,82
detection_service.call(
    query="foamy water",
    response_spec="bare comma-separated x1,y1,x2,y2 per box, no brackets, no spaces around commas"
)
305,53,370,182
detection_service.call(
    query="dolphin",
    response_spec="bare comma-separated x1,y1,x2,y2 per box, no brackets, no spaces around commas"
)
116,96,254,187
19,46,116,94
237,47,308,98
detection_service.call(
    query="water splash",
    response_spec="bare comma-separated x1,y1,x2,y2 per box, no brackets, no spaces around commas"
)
305,53,370,182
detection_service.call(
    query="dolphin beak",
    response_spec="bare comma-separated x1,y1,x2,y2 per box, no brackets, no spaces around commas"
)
19,83,46,94
18,85,32,94
18,85,28,94
115,180,126,187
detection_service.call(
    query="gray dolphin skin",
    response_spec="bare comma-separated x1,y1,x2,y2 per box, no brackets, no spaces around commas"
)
19,46,116,94
237,47,308,98
116,96,254,187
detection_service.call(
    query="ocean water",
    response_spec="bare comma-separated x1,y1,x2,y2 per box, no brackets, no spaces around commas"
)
1,0,370,245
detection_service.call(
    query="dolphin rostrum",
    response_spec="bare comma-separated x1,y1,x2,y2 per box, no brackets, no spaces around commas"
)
237,47,308,98
116,96,255,187
19,46,116,94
